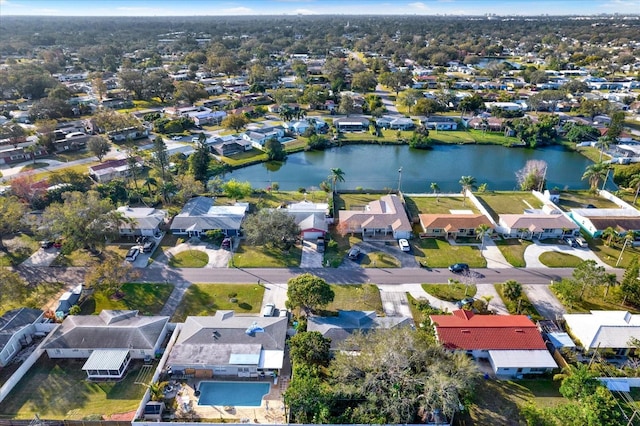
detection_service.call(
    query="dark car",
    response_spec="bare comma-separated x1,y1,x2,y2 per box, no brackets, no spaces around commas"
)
221,237,232,250
41,240,54,249
449,263,469,273
348,246,361,260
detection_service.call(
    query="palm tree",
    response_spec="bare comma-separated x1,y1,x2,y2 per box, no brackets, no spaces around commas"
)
601,226,618,247
430,182,440,202
596,136,610,162
475,223,492,251
329,168,345,193
459,175,477,206
581,161,609,192
629,174,640,205
144,177,157,197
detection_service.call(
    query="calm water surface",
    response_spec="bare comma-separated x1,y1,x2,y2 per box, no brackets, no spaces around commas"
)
227,144,597,193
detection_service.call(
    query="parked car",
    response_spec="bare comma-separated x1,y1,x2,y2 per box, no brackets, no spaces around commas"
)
348,246,361,260
316,236,325,253
262,303,275,317
398,238,410,252
125,247,140,262
53,240,62,248
171,135,182,140
142,240,156,253
575,236,588,248
221,237,232,250
564,237,577,247
41,240,54,249
448,263,469,273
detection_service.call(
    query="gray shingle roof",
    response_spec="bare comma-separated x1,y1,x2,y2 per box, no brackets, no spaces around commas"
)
41,310,169,351
167,311,287,367
0,308,42,350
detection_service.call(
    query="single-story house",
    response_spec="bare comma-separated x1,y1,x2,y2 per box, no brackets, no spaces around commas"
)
208,135,253,156
375,116,415,130
421,116,458,131
563,311,640,355
498,212,579,239
485,102,524,112
466,117,505,132
170,196,248,237
41,310,170,379
242,126,286,148
116,206,167,237
338,194,412,240
285,201,330,240
55,284,83,318
569,208,640,238
190,110,227,126
307,310,413,351
107,127,149,142
283,118,328,135
89,158,142,183
0,145,47,165
0,308,44,367
430,310,557,378
333,116,369,132
165,311,287,379
418,214,493,239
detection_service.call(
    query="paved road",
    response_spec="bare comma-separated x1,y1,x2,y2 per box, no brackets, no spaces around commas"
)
14,265,623,287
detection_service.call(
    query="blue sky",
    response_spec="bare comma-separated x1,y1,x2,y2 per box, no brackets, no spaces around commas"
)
0,0,637,16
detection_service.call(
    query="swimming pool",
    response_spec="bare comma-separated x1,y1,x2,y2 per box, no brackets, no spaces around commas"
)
197,381,270,407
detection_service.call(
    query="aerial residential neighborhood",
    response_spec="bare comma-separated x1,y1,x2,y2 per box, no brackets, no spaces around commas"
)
1,1,640,424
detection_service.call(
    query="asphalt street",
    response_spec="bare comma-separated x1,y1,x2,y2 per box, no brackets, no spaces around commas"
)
14,265,624,286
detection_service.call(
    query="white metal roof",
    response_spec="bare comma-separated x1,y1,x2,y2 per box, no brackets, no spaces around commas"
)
563,311,640,350
82,349,129,371
258,350,284,369
488,350,557,369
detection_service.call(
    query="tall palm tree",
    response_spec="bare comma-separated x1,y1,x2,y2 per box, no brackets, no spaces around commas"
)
430,182,440,203
329,168,345,193
581,161,609,192
459,175,477,206
475,223,492,251
596,136,610,162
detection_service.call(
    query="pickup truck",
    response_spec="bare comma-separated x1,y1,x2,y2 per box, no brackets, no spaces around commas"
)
316,236,325,253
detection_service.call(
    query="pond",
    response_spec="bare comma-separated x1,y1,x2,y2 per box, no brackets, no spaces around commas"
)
226,144,600,193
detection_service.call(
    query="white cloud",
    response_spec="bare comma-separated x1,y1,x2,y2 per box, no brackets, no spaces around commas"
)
292,8,318,14
407,2,432,11
219,6,254,14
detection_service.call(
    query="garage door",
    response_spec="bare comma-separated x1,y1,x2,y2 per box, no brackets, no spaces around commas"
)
302,231,323,240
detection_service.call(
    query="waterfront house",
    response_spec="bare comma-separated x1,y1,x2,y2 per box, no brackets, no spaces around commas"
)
338,194,412,240
170,196,248,238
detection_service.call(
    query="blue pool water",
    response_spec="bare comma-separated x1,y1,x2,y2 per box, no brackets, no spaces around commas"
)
197,381,270,407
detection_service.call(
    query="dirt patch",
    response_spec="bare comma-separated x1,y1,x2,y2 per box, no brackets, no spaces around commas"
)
105,410,137,421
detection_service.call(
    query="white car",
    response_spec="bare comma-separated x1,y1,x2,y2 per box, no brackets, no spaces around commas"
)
398,238,410,252
262,303,276,317
171,135,182,140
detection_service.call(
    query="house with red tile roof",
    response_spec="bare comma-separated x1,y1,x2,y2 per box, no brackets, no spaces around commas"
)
429,310,557,378
418,214,493,240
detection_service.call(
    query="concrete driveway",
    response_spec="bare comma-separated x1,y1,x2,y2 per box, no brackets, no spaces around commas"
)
377,284,413,317
300,240,323,268
156,237,232,268
523,284,566,320
524,240,611,269
358,240,419,268
475,283,508,314
21,247,59,267
260,283,289,314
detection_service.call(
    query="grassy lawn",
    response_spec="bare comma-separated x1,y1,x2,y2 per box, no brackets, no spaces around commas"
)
168,249,209,267
324,229,354,267
413,237,486,268
171,283,265,322
422,283,477,301
79,283,173,316
149,233,184,263
51,245,131,267
0,234,39,267
495,283,542,321
220,148,268,167
430,129,520,146
476,192,544,220
0,282,65,316
244,190,330,210
21,162,49,171
458,379,565,425
494,238,532,267
404,195,479,217
556,190,618,211
0,355,149,419
550,285,640,314
322,284,383,315
232,243,301,267
538,251,583,267
28,162,95,183
360,251,400,268
583,234,640,268
334,193,383,211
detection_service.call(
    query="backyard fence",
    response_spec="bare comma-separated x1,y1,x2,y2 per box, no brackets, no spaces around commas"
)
0,421,131,426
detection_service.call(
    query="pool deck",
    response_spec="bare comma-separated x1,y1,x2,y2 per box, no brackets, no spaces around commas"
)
174,376,289,423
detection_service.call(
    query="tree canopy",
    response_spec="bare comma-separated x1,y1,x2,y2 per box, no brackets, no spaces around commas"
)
286,273,334,315
243,209,300,248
